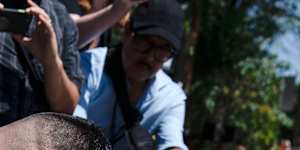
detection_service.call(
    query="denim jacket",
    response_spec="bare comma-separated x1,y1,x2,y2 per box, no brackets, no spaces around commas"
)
0,0,83,126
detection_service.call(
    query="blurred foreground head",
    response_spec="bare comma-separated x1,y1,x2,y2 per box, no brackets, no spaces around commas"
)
0,112,111,150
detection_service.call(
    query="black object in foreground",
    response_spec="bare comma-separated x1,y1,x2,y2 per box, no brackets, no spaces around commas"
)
0,8,32,36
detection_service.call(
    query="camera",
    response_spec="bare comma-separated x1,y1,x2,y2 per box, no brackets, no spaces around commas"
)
0,8,33,36
0,0,33,36
0,0,29,9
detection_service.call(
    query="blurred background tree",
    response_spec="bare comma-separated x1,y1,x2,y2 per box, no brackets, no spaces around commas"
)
173,0,300,149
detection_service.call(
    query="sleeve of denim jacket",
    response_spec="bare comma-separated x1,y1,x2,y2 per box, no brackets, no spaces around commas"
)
73,48,108,118
156,88,189,150
58,3,83,89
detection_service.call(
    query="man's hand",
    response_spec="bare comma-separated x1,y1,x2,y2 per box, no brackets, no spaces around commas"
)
0,3,3,9
10,0,79,113
13,0,59,68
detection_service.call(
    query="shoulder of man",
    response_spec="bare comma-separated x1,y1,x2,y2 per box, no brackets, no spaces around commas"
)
152,70,187,101
41,0,77,33
39,0,77,47
80,47,108,87
46,0,76,31
80,47,108,71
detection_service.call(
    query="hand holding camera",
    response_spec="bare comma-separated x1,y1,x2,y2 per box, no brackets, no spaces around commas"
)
0,0,60,68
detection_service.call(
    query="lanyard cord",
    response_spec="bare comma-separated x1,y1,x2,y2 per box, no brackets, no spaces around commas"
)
109,101,126,147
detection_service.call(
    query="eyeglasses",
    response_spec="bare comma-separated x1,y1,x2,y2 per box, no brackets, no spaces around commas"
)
131,35,174,63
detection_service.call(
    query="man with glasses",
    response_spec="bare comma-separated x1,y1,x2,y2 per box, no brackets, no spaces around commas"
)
74,0,188,149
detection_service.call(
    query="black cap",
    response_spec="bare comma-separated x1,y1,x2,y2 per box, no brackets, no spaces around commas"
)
130,0,184,52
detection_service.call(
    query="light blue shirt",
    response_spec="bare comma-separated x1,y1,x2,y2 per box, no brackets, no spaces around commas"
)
74,48,188,150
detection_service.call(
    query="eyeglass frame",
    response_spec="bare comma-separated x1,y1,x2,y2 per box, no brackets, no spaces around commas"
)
130,34,175,63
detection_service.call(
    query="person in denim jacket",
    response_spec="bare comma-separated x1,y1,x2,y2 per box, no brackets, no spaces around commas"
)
0,0,83,126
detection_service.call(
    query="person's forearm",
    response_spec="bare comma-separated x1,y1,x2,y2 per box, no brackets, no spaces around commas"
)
76,4,129,48
43,56,79,114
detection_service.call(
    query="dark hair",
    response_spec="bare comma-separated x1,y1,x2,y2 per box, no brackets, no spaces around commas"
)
22,112,111,150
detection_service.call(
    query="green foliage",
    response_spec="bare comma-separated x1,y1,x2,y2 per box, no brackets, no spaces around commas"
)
189,57,294,150
230,58,293,149
184,0,297,149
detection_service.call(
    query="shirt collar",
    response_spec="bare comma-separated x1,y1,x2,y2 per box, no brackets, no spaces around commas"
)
137,70,172,104
150,70,172,91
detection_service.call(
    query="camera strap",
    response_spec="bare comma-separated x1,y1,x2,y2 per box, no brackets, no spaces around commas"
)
105,48,142,128
105,48,154,150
